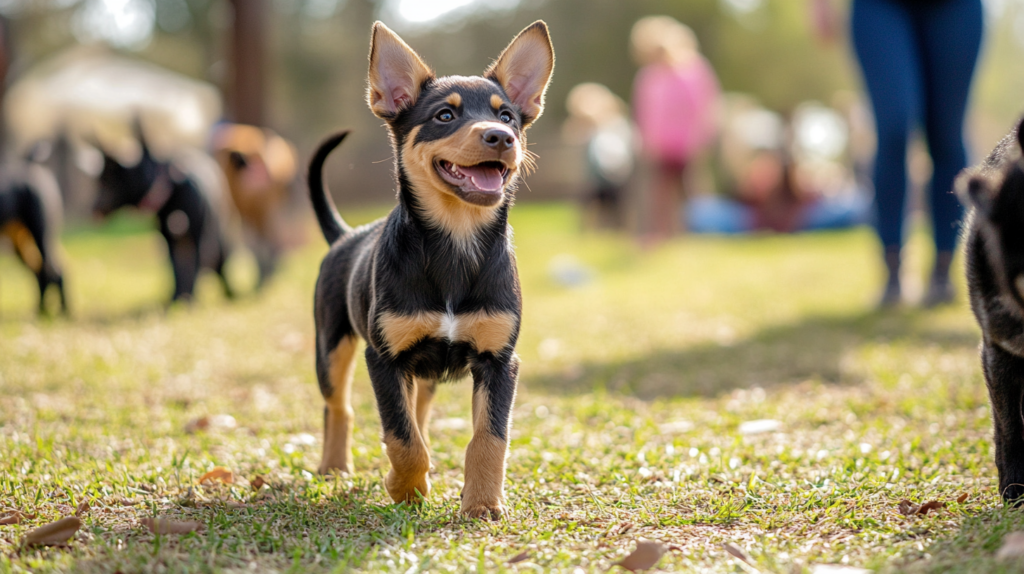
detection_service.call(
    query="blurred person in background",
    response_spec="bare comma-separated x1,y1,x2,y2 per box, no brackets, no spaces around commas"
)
812,0,984,307
631,15,720,243
562,82,635,230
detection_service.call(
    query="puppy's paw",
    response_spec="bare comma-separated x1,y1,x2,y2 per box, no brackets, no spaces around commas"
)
385,469,431,504
460,500,505,520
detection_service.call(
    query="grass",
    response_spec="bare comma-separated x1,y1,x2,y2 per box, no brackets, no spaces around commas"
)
1,202,1022,573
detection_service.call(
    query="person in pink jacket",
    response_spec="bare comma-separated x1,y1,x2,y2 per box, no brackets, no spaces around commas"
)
631,16,721,241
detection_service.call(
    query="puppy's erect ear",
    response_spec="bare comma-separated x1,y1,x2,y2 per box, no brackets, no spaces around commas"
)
485,21,555,127
367,22,434,119
960,173,996,218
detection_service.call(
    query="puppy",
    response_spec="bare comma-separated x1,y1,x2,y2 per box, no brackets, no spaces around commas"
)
308,21,554,519
211,123,298,287
93,122,234,303
961,117,1024,504
0,160,67,315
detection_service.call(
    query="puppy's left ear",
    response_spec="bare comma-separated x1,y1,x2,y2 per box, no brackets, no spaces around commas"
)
485,21,555,128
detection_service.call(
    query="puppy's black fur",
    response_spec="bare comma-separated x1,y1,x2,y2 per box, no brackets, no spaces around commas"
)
309,21,554,519
0,161,67,315
961,117,1024,504
93,124,233,303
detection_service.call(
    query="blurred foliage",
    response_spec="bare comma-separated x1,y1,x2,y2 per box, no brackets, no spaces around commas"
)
2,0,1023,195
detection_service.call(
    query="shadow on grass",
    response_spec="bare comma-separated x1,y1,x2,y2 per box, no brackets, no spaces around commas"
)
524,309,980,400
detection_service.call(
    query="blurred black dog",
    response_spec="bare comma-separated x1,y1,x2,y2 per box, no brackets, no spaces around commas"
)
308,21,553,519
93,124,234,303
961,117,1024,504
0,161,66,315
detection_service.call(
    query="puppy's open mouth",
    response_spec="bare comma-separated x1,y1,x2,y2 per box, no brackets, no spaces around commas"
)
435,160,510,205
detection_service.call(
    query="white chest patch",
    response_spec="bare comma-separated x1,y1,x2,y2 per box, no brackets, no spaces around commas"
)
438,312,459,342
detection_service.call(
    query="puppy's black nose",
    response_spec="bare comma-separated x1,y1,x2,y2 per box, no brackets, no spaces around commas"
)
482,128,515,152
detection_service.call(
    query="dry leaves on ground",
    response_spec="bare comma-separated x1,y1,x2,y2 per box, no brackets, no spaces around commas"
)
897,499,944,516
141,517,204,535
507,551,530,564
75,502,89,517
250,476,266,491
616,540,666,572
0,511,29,525
723,542,753,565
956,492,969,504
199,467,234,485
21,516,82,547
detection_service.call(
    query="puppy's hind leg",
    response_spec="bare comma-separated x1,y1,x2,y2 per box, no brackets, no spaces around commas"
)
317,334,358,474
366,347,431,504
462,353,519,520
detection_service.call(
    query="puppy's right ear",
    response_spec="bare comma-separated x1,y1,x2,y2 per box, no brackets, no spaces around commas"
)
1016,116,1024,152
367,22,434,120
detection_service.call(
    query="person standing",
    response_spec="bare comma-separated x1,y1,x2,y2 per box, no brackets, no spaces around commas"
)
814,0,984,307
631,16,720,243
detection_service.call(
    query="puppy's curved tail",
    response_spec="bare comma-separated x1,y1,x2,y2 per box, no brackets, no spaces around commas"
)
308,130,352,244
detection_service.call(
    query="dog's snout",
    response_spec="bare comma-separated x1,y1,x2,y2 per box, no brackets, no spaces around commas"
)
482,128,515,151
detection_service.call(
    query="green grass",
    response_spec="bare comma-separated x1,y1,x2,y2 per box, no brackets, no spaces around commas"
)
0,203,1020,572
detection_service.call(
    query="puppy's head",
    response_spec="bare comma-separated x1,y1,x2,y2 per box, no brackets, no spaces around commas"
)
366,21,554,223
959,117,1024,310
92,122,161,216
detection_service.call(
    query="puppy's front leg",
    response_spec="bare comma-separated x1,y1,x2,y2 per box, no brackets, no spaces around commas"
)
983,343,1024,504
462,353,519,519
366,347,431,503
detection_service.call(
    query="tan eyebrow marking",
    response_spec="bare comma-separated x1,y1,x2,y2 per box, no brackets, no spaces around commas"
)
446,93,462,107
490,94,503,109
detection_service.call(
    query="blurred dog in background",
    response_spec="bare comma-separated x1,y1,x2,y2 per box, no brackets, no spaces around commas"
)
0,157,67,315
212,123,298,288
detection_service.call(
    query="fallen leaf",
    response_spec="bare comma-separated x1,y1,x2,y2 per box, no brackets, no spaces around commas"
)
723,542,751,564
0,512,23,525
199,467,234,485
22,516,81,546
251,476,266,491
916,500,944,515
75,502,90,517
184,416,210,434
508,551,530,564
998,532,1024,561
616,540,666,572
957,493,970,504
897,499,918,516
141,517,204,535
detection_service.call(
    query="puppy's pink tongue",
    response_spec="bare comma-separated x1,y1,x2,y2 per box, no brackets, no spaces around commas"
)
459,165,504,192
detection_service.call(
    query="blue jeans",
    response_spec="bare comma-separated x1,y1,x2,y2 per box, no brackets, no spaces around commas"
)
851,0,983,253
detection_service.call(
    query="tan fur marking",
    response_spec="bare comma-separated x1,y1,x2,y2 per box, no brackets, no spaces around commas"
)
414,378,435,446
458,311,518,353
446,93,463,108
401,122,522,251
379,310,443,355
319,336,359,474
461,388,508,518
490,94,503,110
2,222,43,273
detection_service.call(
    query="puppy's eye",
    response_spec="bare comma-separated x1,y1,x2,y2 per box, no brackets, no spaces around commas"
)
499,111,513,124
436,109,455,122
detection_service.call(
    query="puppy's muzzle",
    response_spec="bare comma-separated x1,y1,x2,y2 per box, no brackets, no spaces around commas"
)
482,127,515,153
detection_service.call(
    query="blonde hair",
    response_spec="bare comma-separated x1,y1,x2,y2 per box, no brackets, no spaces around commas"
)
630,15,698,66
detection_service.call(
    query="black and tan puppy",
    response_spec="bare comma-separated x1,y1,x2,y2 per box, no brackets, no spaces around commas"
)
93,124,234,303
961,117,1024,504
309,21,554,518
0,161,67,315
